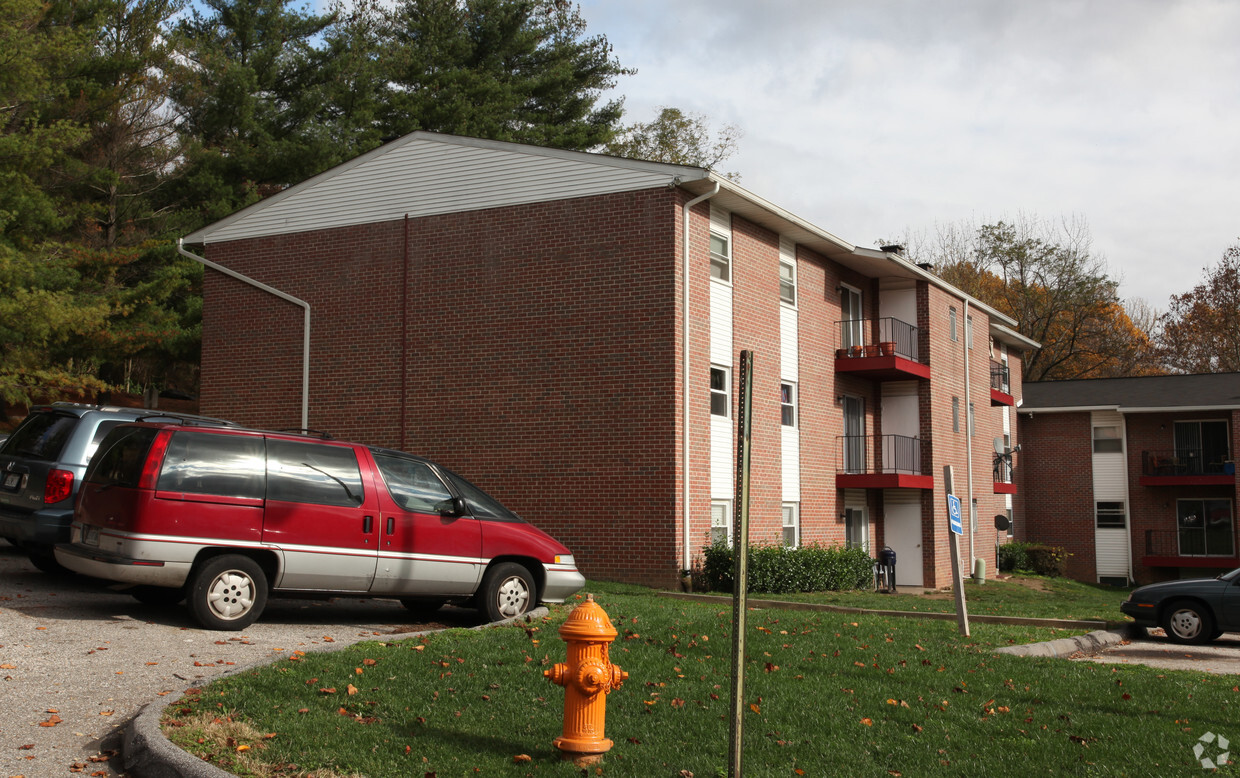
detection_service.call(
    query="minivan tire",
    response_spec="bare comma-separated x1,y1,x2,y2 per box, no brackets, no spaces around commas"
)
188,555,269,631
479,562,535,622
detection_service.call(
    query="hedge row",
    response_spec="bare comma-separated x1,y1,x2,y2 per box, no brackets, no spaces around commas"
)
997,541,1069,577
698,542,876,594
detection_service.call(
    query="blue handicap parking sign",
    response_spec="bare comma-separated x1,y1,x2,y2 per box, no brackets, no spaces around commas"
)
947,494,963,535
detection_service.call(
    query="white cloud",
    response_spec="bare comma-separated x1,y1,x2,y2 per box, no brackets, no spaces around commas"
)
580,0,1240,305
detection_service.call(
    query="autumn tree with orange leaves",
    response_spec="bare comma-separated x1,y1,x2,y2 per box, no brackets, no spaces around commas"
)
1157,244,1240,374
906,217,1160,382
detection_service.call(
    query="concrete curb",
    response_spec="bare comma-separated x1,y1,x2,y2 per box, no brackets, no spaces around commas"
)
122,607,550,778
992,627,1131,658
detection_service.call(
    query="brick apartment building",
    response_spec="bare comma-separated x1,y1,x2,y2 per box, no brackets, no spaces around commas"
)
1017,374,1240,585
182,132,1037,590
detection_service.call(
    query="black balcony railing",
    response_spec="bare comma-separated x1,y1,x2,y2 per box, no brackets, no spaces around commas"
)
993,455,1014,484
990,361,1011,394
837,434,922,475
836,317,921,362
1145,529,1237,558
1142,448,1235,477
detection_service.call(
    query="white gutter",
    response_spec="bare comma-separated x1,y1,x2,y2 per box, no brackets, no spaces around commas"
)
682,182,720,572
1023,405,1240,414
177,239,311,430
964,299,975,573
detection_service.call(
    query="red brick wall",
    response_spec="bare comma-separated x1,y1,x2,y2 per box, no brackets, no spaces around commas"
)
1014,411,1096,580
203,189,684,586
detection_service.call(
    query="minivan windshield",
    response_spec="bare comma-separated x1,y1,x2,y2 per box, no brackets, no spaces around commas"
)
442,469,521,522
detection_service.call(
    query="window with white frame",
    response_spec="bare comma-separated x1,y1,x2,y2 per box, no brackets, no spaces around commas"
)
966,314,974,349
710,366,730,417
845,508,867,550
709,233,730,282
711,501,731,547
952,397,960,433
1093,425,1122,453
780,382,796,427
1096,502,1126,528
970,498,978,534
1006,508,1014,537
779,260,796,305
968,402,976,437
782,503,799,547
949,307,958,341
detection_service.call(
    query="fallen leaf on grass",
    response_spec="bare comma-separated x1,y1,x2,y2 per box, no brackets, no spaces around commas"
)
861,718,873,726
512,754,532,763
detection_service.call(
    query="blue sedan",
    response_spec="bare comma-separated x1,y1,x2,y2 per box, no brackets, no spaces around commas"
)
1121,567,1240,644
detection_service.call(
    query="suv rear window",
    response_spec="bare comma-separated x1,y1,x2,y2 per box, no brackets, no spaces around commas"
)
4,412,76,461
159,431,266,499
86,426,160,488
267,439,364,507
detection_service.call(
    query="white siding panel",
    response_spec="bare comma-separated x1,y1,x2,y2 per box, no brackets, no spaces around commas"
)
780,306,798,381
711,416,733,499
195,136,691,244
710,204,732,237
710,283,733,367
782,426,799,502
1091,410,1127,500
1095,528,1129,579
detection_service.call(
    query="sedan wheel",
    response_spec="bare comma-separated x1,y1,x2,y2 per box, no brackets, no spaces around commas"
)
1162,600,1215,645
479,562,535,622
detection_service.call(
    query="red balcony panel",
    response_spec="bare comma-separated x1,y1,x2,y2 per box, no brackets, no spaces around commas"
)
990,388,1015,406
836,473,934,490
835,354,931,381
993,481,1017,494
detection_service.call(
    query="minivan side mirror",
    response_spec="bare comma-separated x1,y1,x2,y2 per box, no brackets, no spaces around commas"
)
437,497,467,518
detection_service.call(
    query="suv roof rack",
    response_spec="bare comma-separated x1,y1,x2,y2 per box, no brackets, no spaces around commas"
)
276,428,335,440
133,412,234,428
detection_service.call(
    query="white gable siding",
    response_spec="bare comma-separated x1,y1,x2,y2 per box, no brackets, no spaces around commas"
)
189,135,701,244
1091,410,1127,500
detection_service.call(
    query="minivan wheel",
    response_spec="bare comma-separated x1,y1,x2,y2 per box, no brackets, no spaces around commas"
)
1162,599,1214,645
479,562,535,622
188,555,268,631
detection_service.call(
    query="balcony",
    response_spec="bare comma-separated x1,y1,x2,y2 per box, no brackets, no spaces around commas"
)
990,361,1014,406
1139,449,1235,486
993,456,1017,494
834,317,930,381
1141,529,1240,569
836,434,933,489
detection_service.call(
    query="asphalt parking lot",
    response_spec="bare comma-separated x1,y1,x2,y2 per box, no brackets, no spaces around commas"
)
0,540,480,777
1075,627,1240,674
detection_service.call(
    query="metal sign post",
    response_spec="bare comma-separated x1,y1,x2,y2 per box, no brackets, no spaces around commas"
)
944,465,970,636
728,350,754,777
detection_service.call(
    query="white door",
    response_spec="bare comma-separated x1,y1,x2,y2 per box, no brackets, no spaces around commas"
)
884,491,923,589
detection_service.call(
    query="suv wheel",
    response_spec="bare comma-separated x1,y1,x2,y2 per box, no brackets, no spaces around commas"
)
478,562,535,622
188,555,268,631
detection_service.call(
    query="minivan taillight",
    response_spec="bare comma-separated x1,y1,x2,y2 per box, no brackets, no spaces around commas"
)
138,430,174,490
44,469,73,504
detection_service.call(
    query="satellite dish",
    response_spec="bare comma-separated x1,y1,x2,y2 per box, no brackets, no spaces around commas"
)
993,437,1005,454
994,514,1011,530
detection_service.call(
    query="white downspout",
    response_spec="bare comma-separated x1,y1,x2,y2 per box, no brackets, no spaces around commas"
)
682,182,720,573
177,238,311,430
964,298,974,575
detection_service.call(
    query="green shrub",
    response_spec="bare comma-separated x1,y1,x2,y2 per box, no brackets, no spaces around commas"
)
998,541,1069,577
699,542,875,594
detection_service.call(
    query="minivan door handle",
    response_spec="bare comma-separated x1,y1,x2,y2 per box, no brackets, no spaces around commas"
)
386,517,395,535
363,515,373,534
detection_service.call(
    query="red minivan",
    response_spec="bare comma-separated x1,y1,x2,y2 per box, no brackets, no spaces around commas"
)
56,423,584,630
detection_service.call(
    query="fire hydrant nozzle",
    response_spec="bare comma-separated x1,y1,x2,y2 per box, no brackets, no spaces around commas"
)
543,594,627,759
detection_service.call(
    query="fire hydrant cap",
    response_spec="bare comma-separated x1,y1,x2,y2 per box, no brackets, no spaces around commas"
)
558,594,618,641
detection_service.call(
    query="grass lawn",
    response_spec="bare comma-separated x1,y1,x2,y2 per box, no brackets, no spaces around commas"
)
163,581,1238,777
749,573,1131,622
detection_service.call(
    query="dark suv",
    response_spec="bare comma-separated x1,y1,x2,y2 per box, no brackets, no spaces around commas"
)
0,402,232,572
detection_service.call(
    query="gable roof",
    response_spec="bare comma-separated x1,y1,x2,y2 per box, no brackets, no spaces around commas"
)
1023,373,1240,413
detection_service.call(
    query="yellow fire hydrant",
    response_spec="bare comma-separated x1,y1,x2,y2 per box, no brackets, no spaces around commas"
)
544,594,628,762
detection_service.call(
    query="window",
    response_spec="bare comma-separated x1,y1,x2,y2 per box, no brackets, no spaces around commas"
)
267,439,364,507
949,307,958,341
968,402,976,438
966,315,974,349
442,468,521,521
782,503,799,547
711,501,731,546
1177,499,1234,557
158,431,265,500
845,508,867,550
710,366,730,417
779,260,796,305
709,233,730,282
1006,508,1014,538
1174,420,1230,471
86,426,159,488
780,382,796,427
375,454,454,514
970,498,978,534
1093,425,1122,453
952,397,960,433
1096,502,1126,528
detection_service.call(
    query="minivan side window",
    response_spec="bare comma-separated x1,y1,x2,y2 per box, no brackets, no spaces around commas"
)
158,431,265,499
374,454,454,514
86,426,159,487
443,469,520,522
267,439,364,507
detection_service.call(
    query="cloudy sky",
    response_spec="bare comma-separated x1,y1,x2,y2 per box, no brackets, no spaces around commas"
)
576,0,1239,308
